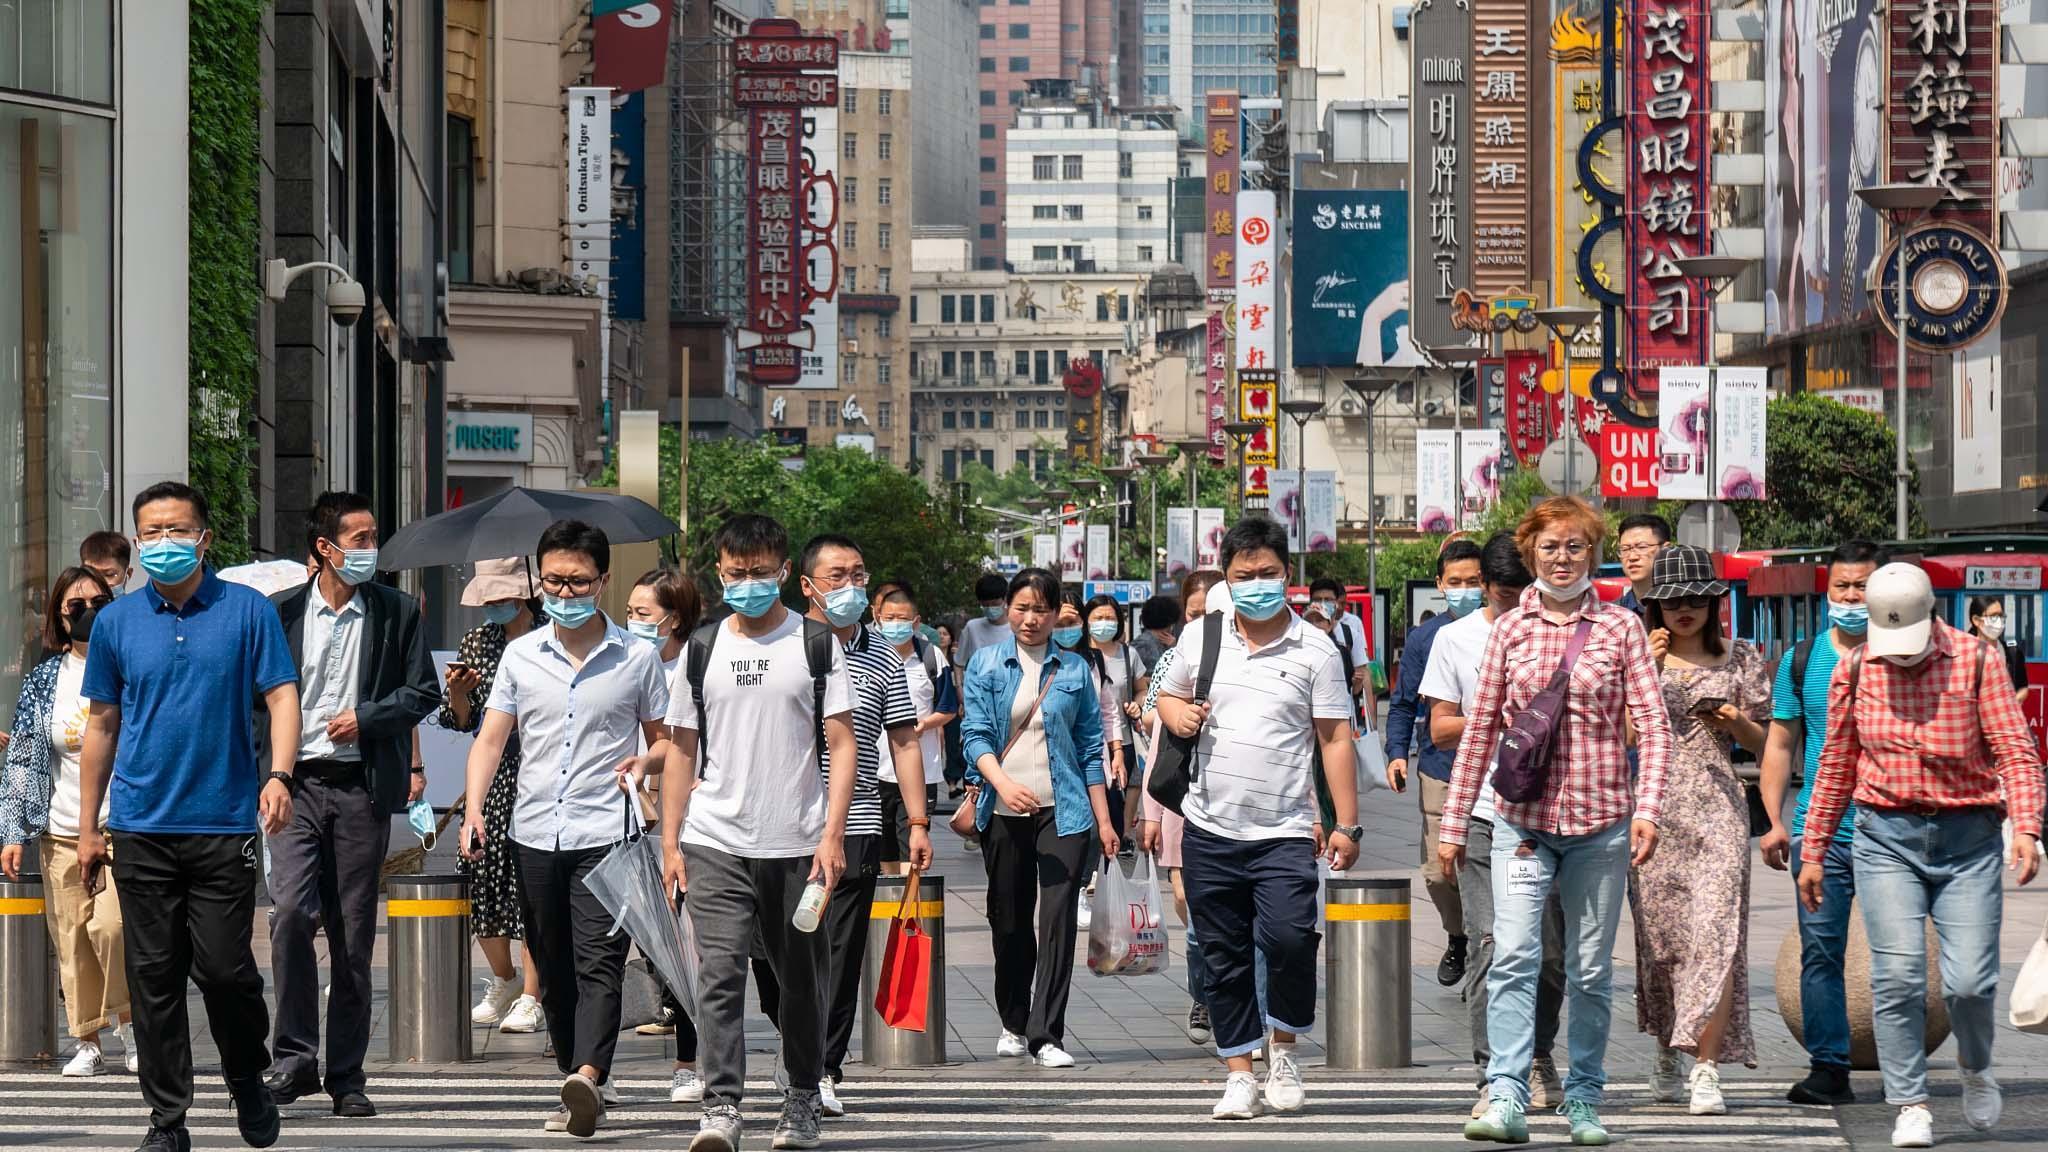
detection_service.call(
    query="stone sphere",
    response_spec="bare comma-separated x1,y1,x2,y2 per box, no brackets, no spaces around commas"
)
1773,898,1950,1070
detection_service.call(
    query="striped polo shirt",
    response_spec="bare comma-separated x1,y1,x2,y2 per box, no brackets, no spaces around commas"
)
832,622,920,837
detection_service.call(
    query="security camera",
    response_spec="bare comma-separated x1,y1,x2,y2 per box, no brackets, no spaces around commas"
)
263,257,366,327
326,279,366,326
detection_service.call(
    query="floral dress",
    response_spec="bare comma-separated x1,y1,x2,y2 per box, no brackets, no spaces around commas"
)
440,623,524,940
1629,639,1770,1064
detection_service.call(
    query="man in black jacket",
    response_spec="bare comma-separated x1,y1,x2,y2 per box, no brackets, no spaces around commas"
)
260,491,439,1117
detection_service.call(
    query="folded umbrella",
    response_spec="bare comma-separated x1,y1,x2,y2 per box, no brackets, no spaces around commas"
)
378,487,678,570
581,798,700,1019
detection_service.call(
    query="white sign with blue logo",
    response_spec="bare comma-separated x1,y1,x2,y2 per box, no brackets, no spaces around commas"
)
1083,580,1154,605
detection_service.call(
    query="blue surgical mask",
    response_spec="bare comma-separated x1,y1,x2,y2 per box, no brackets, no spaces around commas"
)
1088,620,1119,643
331,546,378,586
1052,625,1085,648
482,602,521,626
542,593,600,629
1830,602,1869,635
817,584,869,628
877,620,915,645
1231,579,1288,622
628,620,665,644
1446,588,1485,618
406,799,437,848
983,604,1007,623
723,576,783,618
138,537,202,584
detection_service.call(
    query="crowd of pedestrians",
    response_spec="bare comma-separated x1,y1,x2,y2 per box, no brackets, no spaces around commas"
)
3,487,2045,1152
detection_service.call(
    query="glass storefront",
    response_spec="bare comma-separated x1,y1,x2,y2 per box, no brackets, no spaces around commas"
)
0,1,115,706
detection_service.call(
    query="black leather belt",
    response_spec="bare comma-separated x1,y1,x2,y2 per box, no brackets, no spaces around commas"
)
296,758,365,785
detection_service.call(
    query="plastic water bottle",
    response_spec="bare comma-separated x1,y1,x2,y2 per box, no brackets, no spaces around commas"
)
792,881,829,933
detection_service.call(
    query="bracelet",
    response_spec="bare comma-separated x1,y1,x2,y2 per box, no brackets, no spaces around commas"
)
907,817,931,829
410,766,426,775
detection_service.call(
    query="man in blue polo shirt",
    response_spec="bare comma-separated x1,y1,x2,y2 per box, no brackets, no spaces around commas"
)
74,482,302,1152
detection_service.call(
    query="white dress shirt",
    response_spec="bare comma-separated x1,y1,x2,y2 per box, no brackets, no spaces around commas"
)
298,590,365,761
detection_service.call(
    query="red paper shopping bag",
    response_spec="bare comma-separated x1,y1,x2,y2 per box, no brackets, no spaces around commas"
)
874,870,932,1032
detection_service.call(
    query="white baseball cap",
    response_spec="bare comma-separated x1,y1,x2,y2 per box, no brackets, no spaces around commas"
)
1864,562,1935,659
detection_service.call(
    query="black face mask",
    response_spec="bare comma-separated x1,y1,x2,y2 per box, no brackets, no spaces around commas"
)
64,604,97,645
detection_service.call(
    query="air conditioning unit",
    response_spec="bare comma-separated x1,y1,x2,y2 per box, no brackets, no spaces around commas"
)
1422,399,1445,416
1334,395,1364,417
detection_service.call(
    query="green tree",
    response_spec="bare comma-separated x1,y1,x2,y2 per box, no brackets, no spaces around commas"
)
964,450,1240,581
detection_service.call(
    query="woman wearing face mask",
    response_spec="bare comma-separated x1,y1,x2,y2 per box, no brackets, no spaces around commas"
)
1633,546,1771,1116
960,569,1118,1068
1438,498,1674,1147
442,558,546,1035
1087,595,1146,848
0,569,133,1076
626,567,702,675
1968,596,2028,704
1055,593,1124,929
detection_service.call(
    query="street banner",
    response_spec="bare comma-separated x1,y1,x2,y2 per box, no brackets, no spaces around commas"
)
1500,349,1552,468
567,87,612,227
1656,366,1714,500
1059,523,1085,582
1469,0,1532,297
592,0,674,92
1601,423,1661,499
1205,313,1228,460
1886,0,1996,238
1195,507,1225,569
1416,430,1457,534
1458,430,1503,529
1032,533,1058,570
1205,92,1242,297
1626,0,1712,385
1234,190,1278,372
1713,366,1768,500
1166,508,1195,581
1408,0,1473,349
1269,471,1339,553
794,104,839,389
1954,329,2002,493
1291,189,1411,368
1086,525,1111,580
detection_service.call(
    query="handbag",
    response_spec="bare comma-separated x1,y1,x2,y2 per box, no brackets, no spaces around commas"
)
1491,618,1594,805
1145,613,1223,816
951,664,1058,837
2013,916,2048,1034
874,869,934,1031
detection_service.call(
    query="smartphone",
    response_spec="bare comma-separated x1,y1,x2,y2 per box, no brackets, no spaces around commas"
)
1690,696,1728,717
445,661,470,675
83,858,106,898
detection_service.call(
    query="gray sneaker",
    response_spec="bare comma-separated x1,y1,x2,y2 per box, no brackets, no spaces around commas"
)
772,1088,823,1150
543,1107,570,1133
690,1103,743,1152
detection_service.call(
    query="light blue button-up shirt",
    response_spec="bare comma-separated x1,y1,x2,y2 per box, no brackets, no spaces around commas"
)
960,640,1104,838
485,617,670,852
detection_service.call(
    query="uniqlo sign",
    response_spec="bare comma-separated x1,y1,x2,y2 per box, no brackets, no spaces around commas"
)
1887,0,1996,238
1625,0,1711,386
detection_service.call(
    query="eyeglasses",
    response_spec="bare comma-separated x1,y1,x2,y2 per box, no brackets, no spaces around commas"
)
538,575,601,595
809,569,870,590
1534,541,1591,560
136,527,203,544
1617,543,1661,557
61,595,114,613
719,563,785,583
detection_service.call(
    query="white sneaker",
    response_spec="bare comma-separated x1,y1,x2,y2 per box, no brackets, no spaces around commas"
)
113,1022,139,1073
472,975,521,1025
1033,1044,1076,1069
1264,1043,1305,1112
1960,1068,2002,1131
670,1066,705,1104
61,1042,104,1077
1076,889,1093,931
995,1030,1028,1058
1688,1061,1726,1116
499,994,543,1034
1648,1044,1686,1103
1891,1104,1935,1148
601,1080,623,1106
1212,1070,1262,1120
818,1078,845,1117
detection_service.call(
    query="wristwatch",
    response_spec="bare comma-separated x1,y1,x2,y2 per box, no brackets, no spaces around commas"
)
907,817,932,829
267,770,298,795
1334,824,1364,843
410,765,426,775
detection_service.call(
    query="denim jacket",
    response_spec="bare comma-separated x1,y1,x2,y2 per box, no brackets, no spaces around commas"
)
961,640,1105,836
0,654,65,847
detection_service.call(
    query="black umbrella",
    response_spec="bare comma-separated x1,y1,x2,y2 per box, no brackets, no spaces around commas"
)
378,487,679,570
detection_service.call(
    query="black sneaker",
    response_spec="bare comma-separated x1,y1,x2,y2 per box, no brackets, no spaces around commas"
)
136,1125,191,1152
1787,1064,1855,1106
1436,936,1469,987
1186,1002,1212,1045
229,1078,282,1148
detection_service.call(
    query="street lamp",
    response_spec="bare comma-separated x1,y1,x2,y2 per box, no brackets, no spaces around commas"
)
1103,465,1138,581
1855,182,1946,541
1138,452,1175,587
1671,253,1755,549
1223,421,1262,516
1532,306,1600,495
1345,372,1401,614
1278,398,1323,583
1174,437,1211,515
1426,343,1485,522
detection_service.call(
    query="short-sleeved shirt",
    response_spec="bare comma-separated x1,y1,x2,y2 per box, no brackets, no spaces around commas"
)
485,618,671,853
839,625,920,835
82,570,299,835
667,611,856,858
1418,609,1500,824
877,642,956,785
957,615,1012,671
1772,639,1854,844
1157,612,1352,842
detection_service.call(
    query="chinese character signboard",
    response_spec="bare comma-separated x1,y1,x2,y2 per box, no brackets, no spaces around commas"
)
1205,312,1228,461
1234,191,1278,372
1291,189,1410,367
1239,368,1278,499
567,87,612,227
1626,0,1711,386
736,19,838,384
1887,0,1996,237
735,29,840,70
1409,2,1472,349
1470,0,1531,296
1205,91,1242,298
794,105,839,389
1500,349,1551,468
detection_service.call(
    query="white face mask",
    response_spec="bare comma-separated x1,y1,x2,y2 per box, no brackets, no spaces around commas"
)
1980,616,2006,640
1540,573,1592,601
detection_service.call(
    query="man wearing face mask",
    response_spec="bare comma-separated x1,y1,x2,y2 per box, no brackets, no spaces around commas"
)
258,491,440,1117
958,572,1014,670
1799,562,2043,1150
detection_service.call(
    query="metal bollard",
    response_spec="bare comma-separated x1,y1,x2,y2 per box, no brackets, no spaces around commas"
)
386,874,473,1063
1324,875,1411,1070
0,875,57,1062
860,873,947,1067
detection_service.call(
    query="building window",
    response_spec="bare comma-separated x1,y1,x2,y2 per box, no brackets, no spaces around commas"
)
979,410,994,429
1015,411,1030,429
842,222,857,249
877,401,893,428
878,133,893,160
1054,350,1069,375
980,189,996,205
942,411,957,429
1015,350,1030,377
808,401,822,424
980,157,996,173
843,134,858,161
1032,204,1057,220
1009,56,1030,71
877,362,892,386
1032,154,1055,180
981,350,998,377
1009,22,1029,37
1032,244,1057,260
1053,408,1066,428
957,294,975,319
877,179,892,205
843,266,858,292
842,315,858,342
1062,244,1082,263
1014,447,1030,470
980,56,996,72
980,23,995,38
1062,154,1083,179
910,295,918,322
1034,350,1050,381
1034,409,1049,428
979,221,996,236
1137,245,1154,262
1062,204,1083,220
1119,151,1133,179
979,123,995,140
843,177,858,203
877,223,892,249
876,315,891,339
843,87,858,114
877,267,891,292
841,361,858,387
1008,89,1026,106
980,89,996,106
942,449,957,480
941,296,957,323
447,115,476,283
1137,204,1154,220
981,295,997,322
877,90,892,116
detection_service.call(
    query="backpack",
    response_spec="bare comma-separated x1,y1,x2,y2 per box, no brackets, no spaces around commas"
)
1788,637,1820,715
910,635,941,684
1145,613,1223,815
684,615,837,780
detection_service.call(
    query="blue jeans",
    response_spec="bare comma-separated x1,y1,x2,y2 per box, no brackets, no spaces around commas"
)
1853,807,2005,1105
1485,818,1631,1108
1789,835,1856,1070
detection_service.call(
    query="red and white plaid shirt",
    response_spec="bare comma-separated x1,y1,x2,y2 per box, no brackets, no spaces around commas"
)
1440,585,1673,845
1800,620,2044,866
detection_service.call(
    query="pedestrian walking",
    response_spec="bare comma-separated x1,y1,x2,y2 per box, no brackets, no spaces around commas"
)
262,492,440,1117
1759,541,1887,1106
1613,513,1672,616
74,481,303,1152
1086,593,1146,848
1307,578,1377,716
1632,544,1770,1116
961,567,1119,1070
957,572,1013,669
441,559,546,1036
1150,517,1359,1121
1966,595,2029,702
1415,534,1564,1117
456,520,672,1139
0,568,134,1076
1132,595,1180,673
1798,562,2043,1150
80,530,135,597
1384,537,1486,986
661,514,858,1152
873,583,956,875
1056,592,1125,931
1439,496,1674,1147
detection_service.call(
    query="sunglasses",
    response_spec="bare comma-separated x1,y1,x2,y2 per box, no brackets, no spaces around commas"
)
1659,595,1716,612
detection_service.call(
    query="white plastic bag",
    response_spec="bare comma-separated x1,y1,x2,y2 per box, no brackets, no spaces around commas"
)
1088,853,1171,977
2012,919,2048,1034
1353,722,1393,793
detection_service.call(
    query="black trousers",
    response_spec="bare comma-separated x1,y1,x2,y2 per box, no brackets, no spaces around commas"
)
266,769,390,1096
1181,821,1322,1058
754,833,880,1081
876,783,936,863
515,842,631,1079
980,810,1090,1053
112,831,273,1129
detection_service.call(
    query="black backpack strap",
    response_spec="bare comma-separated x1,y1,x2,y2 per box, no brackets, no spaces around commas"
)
803,618,837,770
1790,637,1815,715
913,635,939,683
1194,612,1223,702
685,620,722,780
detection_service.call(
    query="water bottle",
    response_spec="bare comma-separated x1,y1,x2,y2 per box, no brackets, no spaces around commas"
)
792,881,829,933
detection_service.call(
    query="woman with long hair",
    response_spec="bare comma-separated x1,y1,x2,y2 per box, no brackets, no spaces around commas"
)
1967,595,2029,703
